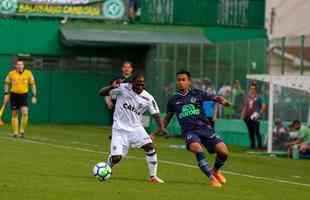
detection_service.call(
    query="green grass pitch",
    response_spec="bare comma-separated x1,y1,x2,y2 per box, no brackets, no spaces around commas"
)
0,125,309,200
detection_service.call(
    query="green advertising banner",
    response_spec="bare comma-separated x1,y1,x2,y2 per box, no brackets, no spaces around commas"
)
0,0,127,19
19,1,96,5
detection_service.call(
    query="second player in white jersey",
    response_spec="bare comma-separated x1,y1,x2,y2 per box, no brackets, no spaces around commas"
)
110,83,159,131
99,74,165,183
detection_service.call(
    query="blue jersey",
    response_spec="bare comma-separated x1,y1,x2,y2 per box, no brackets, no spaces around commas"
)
167,88,216,136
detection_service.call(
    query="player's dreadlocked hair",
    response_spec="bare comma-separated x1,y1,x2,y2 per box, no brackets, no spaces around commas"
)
176,70,191,79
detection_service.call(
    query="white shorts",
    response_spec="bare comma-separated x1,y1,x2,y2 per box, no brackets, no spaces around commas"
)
110,127,152,156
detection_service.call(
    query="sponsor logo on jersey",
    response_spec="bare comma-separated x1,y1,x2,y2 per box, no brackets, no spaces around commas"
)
123,103,141,115
179,104,200,119
190,97,197,103
186,135,193,140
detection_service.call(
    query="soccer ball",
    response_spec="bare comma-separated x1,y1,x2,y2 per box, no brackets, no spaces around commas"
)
92,162,112,181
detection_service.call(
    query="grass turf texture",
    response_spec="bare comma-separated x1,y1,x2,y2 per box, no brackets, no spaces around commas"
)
0,125,309,200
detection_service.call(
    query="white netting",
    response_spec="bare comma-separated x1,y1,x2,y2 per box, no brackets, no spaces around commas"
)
247,75,310,153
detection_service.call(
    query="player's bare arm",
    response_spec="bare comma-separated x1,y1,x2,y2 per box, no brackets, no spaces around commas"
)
260,103,267,114
214,96,231,107
31,83,37,104
285,138,303,147
163,112,174,128
151,113,168,137
3,82,10,105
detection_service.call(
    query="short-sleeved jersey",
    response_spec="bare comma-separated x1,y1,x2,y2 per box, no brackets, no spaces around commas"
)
5,69,35,94
167,88,215,136
243,94,266,118
110,83,159,131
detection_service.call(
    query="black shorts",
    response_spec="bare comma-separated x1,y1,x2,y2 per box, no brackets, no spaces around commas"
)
10,92,28,110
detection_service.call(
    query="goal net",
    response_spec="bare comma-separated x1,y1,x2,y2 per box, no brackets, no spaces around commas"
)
247,75,310,153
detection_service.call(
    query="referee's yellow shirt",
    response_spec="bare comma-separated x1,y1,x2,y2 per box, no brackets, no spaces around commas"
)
5,69,35,94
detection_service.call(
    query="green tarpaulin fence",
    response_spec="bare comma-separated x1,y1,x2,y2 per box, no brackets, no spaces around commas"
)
140,0,265,28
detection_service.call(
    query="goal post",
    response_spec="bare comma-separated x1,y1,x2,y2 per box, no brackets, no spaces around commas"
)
247,74,310,153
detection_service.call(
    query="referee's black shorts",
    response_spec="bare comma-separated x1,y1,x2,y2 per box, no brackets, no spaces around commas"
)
10,92,28,110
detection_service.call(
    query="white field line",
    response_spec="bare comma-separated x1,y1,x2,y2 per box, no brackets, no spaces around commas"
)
1,136,310,188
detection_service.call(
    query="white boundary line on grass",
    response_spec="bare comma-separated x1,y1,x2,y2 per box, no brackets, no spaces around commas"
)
1,136,310,188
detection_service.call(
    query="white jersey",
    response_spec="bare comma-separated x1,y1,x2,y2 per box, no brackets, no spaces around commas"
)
110,83,160,131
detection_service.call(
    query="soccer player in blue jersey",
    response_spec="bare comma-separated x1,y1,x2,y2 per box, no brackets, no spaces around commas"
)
163,70,231,187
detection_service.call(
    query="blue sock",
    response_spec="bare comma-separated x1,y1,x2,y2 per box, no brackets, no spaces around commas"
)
196,152,212,178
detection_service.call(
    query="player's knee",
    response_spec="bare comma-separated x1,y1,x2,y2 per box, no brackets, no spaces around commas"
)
221,146,229,157
21,107,28,115
216,142,229,157
142,143,154,152
110,155,122,165
188,142,203,153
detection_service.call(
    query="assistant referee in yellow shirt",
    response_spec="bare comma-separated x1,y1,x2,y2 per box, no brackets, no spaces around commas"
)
3,58,37,138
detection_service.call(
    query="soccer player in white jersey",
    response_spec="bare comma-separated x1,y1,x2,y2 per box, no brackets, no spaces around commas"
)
100,74,165,183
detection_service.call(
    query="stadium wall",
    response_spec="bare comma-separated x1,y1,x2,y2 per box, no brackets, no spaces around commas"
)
0,18,114,125
0,18,267,148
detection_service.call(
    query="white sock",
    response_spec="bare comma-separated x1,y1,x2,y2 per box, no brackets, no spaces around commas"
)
145,149,158,177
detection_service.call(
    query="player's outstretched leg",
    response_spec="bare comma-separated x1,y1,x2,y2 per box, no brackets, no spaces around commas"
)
188,142,222,187
141,143,164,184
212,142,229,184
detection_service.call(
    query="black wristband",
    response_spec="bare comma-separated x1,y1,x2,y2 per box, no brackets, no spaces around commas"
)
4,92,9,95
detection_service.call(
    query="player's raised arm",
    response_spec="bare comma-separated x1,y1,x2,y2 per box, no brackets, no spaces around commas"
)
98,81,122,97
99,86,115,96
201,90,231,107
